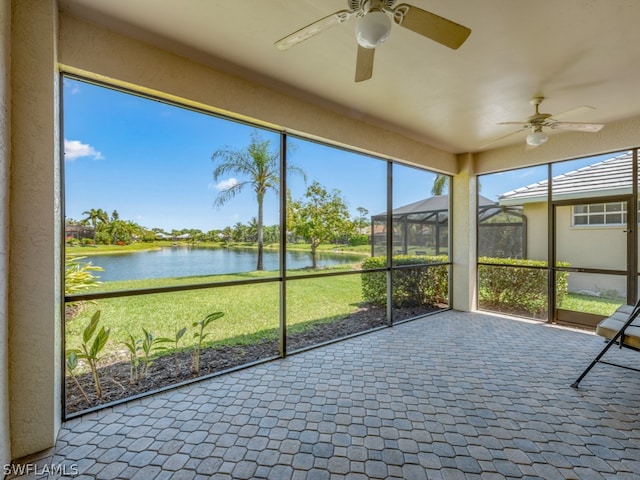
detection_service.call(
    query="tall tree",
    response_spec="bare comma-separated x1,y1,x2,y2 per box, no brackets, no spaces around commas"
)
288,182,355,269
105,219,141,245
81,208,108,245
431,175,448,196
212,131,305,270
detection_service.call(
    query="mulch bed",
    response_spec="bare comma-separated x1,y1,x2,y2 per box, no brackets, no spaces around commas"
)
65,305,441,415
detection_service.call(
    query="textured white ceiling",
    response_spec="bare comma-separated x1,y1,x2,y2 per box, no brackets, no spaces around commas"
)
58,0,640,154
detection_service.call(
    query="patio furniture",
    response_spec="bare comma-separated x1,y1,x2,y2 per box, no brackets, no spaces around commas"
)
571,300,640,388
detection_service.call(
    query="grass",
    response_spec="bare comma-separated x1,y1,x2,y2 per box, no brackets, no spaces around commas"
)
66,242,165,255
66,240,373,256
66,267,365,363
68,242,627,370
558,293,626,316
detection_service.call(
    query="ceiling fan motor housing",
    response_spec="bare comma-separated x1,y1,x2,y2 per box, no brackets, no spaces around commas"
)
526,112,552,127
349,0,396,12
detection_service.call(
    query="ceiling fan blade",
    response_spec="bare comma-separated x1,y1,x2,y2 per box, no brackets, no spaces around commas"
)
479,128,526,150
392,4,471,50
550,105,596,120
355,46,375,82
549,121,605,132
497,122,526,126
275,10,354,51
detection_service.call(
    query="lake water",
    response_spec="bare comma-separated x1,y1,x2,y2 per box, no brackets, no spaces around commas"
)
87,246,363,282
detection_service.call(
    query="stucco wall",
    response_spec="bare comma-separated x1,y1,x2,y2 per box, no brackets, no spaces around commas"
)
452,153,477,311
1,0,11,468
9,0,61,459
555,205,626,270
522,202,628,296
555,205,627,296
522,202,549,262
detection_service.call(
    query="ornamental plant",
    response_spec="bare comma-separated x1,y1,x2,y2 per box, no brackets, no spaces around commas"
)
65,351,90,405
140,328,170,378
192,312,224,374
123,333,141,384
64,256,103,295
158,326,187,376
74,310,110,398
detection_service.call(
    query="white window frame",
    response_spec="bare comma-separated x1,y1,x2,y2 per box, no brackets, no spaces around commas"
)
572,202,627,227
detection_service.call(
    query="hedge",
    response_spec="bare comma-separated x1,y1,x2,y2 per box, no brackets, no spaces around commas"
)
361,256,569,318
478,257,569,318
361,255,449,308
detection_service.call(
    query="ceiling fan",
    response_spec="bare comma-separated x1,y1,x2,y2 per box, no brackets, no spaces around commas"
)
275,0,471,82
494,97,605,148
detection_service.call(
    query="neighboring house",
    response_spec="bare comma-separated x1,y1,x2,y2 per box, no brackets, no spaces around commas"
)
498,152,633,297
65,224,95,243
371,194,517,256
155,232,191,241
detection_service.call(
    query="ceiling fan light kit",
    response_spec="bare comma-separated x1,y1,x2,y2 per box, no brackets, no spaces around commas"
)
355,10,391,48
526,128,549,147
275,0,471,82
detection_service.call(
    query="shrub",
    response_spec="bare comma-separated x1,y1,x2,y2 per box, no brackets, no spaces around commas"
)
348,234,369,246
478,257,569,318
64,256,103,295
361,255,449,308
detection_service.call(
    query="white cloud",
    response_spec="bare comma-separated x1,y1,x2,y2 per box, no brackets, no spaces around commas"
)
64,139,104,161
63,78,81,95
215,178,239,191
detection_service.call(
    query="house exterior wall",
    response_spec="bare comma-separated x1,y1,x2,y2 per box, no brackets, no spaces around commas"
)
8,0,62,460
522,202,549,262
1,0,11,468
521,202,627,296
555,205,627,297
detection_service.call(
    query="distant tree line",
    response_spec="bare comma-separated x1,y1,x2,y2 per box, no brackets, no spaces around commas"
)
66,133,373,271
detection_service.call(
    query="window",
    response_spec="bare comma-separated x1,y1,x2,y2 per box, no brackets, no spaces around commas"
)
62,75,451,417
572,202,627,227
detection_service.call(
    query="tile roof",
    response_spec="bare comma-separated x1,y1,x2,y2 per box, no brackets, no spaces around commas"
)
499,152,633,205
374,194,495,217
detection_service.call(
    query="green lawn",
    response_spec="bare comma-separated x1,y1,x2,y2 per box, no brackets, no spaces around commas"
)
558,292,626,317
69,244,629,375
66,240,372,257
66,267,365,362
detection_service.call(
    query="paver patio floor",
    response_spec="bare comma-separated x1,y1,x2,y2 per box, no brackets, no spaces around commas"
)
11,310,640,479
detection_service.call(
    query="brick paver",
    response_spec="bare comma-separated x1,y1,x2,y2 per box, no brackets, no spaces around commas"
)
9,311,640,479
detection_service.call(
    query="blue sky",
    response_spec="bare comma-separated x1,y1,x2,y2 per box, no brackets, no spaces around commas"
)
63,77,621,231
63,77,441,232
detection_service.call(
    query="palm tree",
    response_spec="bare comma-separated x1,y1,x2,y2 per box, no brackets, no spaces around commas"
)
431,175,448,196
246,217,259,243
231,222,246,242
212,131,306,270
105,219,140,245
81,208,108,245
